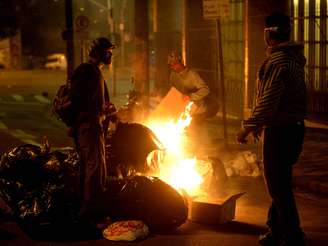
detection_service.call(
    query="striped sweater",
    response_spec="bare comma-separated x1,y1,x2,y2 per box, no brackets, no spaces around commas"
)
243,42,306,132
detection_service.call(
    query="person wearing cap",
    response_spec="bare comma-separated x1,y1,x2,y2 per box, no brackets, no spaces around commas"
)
236,12,306,246
167,51,219,124
69,37,116,222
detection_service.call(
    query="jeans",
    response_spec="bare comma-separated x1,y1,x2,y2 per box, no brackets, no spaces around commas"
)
262,122,305,238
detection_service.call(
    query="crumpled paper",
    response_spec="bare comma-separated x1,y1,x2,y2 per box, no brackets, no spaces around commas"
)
223,151,261,177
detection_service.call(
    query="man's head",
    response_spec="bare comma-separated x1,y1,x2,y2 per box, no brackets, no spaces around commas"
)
264,12,291,46
88,37,116,65
167,51,185,73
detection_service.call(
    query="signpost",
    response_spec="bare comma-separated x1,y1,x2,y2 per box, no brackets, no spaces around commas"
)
65,0,74,80
75,15,89,63
203,0,229,147
75,15,90,31
203,0,229,20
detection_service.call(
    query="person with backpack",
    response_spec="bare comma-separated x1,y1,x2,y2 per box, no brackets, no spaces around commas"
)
69,37,116,222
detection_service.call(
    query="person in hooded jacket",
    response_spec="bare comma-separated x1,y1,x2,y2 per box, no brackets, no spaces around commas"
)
236,13,307,246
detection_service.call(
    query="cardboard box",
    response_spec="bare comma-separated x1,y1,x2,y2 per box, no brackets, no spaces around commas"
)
188,193,245,224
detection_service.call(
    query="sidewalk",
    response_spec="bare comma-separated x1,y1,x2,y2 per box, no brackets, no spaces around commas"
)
209,115,328,196
294,124,328,195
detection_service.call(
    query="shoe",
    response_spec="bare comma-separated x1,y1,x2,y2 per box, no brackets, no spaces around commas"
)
259,231,283,246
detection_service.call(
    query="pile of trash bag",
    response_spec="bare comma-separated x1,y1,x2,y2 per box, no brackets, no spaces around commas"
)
0,144,84,240
0,123,187,240
106,122,163,177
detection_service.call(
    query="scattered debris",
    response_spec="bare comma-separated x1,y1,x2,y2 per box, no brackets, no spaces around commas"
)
223,151,261,177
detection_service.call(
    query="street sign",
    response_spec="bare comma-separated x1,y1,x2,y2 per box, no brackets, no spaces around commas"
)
202,0,229,20
75,15,89,31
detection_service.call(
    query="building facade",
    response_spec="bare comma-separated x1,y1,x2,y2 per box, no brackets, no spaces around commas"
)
181,0,328,117
291,0,328,114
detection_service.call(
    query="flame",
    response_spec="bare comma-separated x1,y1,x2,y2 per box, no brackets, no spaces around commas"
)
145,102,207,196
146,102,193,155
157,157,203,195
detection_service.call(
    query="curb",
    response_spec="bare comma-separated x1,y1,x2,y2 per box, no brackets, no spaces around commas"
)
305,120,328,130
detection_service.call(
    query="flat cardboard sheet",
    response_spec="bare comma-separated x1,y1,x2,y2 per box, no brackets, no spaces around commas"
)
149,87,189,121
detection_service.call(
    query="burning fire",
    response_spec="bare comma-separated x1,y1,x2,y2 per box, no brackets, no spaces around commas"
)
145,102,211,196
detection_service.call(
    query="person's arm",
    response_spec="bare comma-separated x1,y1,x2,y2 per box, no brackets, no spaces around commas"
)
237,64,286,143
189,70,210,101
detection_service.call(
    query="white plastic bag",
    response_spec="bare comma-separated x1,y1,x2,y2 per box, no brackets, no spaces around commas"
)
103,220,149,241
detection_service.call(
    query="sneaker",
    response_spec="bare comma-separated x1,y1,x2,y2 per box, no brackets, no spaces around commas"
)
259,231,283,246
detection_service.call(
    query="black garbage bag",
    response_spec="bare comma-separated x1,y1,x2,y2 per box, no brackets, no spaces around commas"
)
0,144,48,215
0,144,46,188
107,122,163,177
0,145,89,240
96,176,188,232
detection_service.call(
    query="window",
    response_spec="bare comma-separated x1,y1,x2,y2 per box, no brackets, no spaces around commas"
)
292,0,327,92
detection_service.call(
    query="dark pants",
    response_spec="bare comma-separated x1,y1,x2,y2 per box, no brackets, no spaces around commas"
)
74,121,107,220
262,122,305,239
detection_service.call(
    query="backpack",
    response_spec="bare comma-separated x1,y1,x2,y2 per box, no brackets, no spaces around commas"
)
52,82,76,127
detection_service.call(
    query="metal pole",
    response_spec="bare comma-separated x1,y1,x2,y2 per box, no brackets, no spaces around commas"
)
120,0,127,67
216,19,228,147
65,0,74,81
182,0,187,65
243,0,249,117
107,0,117,96
80,40,84,63
134,0,149,104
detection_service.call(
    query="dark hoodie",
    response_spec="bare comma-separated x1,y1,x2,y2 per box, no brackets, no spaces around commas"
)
243,41,307,131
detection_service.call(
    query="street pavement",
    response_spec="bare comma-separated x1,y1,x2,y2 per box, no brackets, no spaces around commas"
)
1,174,328,245
0,69,132,152
0,69,328,245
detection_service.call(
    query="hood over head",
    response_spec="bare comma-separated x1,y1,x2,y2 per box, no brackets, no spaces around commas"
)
270,41,306,67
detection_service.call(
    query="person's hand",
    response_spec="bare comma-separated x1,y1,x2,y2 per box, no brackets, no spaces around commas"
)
104,102,117,123
236,128,251,144
182,95,190,101
252,127,263,142
104,102,116,115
